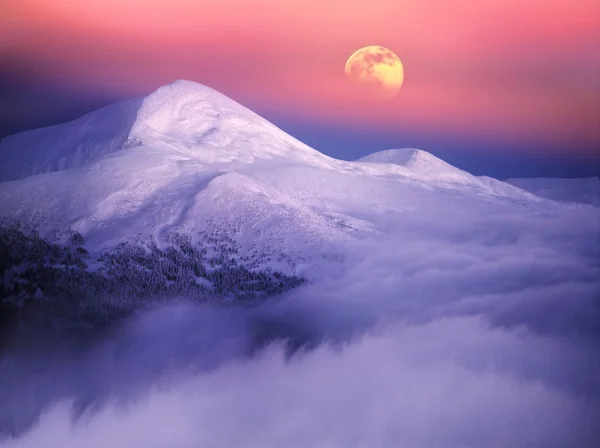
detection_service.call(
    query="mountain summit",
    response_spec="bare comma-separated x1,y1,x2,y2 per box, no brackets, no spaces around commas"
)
0,80,328,182
357,148,472,183
125,80,327,165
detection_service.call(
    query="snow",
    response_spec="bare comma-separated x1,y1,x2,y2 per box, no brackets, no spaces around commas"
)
127,80,332,168
356,148,538,200
0,80,592,275
356,148,473,183
506,177,600,206
0,80,331,183
0,98,143,181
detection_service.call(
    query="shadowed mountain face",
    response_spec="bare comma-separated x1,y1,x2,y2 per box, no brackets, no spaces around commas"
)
0,81,599,447
0,97,144,182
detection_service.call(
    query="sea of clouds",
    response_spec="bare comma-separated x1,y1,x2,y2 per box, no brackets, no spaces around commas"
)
1,200,599,447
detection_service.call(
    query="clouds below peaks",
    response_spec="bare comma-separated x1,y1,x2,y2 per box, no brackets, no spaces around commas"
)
1,203,599,447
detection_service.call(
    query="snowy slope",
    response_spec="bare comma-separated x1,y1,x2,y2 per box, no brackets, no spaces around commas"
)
506,177,600,206
0,98,143,181
0,81,556,278
356,148,536,200
357,148,472,183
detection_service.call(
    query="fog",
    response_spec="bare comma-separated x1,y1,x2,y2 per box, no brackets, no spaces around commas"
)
1,204,599,447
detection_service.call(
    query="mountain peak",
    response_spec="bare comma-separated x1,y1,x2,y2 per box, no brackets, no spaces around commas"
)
129,80,252,142
0,80,326,181
357,148,472,183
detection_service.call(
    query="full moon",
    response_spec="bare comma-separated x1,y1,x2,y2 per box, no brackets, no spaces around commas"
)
344,46,404,100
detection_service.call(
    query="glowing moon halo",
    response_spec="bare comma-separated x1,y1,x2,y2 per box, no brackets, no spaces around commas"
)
345,46,404,100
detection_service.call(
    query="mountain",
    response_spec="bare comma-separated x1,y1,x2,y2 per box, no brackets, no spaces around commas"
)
2,81,599,447
357,148,472,183
0,81,537,256
355,148,536,199
0,81,341,261
506,177,600,206
0,80,572,327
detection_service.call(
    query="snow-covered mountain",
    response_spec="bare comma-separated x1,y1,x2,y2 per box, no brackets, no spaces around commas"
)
355,148,538,199
2,80,599,448
357,148,471,183
0,79,586,316
0,81,329,181
0,81,540,258
0,81,341,268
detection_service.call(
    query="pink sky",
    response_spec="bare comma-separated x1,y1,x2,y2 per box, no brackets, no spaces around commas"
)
3,0,599,152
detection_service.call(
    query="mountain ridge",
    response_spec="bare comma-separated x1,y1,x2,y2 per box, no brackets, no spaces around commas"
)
0,80,331,182
0,80,571,264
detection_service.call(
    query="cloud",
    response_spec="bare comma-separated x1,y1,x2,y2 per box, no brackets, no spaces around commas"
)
2,317,598,448
0,200,599,446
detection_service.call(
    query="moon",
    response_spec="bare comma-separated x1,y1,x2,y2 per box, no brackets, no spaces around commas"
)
345,46,404,100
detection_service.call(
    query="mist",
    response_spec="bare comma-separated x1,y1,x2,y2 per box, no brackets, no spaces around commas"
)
1,202,599,447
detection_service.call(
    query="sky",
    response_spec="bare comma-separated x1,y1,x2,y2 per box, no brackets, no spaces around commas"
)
1,0,599,178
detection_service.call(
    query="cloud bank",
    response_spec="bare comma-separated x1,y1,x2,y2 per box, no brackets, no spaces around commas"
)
1,203,599,447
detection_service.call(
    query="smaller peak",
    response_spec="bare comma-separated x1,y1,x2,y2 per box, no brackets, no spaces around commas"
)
357,148,473,183
356,148,433,165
